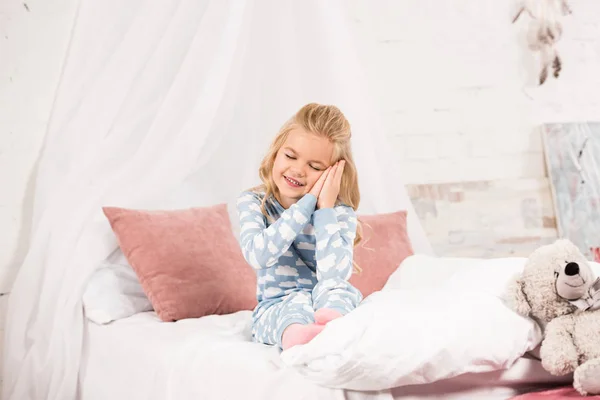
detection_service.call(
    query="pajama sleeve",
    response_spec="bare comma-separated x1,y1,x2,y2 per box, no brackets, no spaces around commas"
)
312,205,357,281
236,191,316,270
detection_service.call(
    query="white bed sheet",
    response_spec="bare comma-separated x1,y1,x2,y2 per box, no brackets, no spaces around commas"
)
79,310,384,400
79,311,570,400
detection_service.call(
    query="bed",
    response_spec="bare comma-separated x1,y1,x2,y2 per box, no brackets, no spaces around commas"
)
78,309,571,400
6,1,596,399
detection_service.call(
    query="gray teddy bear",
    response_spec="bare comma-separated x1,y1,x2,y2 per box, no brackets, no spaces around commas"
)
505,239,600,396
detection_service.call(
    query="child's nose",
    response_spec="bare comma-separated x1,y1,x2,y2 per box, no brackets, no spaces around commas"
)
289,166,305,178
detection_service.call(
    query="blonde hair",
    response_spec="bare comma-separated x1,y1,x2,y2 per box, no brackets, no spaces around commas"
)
251,102,363,273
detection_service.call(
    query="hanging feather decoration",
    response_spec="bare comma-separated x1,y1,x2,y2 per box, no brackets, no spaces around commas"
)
512,0,572,85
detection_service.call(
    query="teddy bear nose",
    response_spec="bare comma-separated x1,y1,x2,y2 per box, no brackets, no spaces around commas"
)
565,262,580,276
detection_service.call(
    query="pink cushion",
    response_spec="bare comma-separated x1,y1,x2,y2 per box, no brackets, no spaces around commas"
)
351,210,413,298
509,387,599,399
103,204,411,321
103,204,257,322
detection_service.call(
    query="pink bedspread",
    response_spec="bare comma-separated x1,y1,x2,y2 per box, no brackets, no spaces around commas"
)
511,387,600,399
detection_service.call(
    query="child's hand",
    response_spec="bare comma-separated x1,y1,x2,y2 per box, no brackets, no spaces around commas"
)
308,166,331,199
317,160,345,209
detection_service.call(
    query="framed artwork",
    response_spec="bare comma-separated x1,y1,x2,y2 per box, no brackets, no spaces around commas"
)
543,122,600,261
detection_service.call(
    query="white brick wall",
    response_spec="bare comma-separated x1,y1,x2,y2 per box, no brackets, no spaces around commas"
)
348,0,600,184
0,0,599,311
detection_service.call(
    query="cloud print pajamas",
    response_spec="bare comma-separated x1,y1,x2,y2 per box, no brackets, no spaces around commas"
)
236,191,362,348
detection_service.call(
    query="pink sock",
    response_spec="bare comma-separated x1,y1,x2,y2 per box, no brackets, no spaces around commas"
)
281,323,325,350
314,308,344,325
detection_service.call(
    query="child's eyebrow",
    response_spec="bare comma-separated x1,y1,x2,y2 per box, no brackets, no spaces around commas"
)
283,147,326,166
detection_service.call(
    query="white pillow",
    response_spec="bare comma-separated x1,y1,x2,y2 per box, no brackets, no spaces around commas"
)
82,251,152,324
383,254,486,291
280,256,542,390
442,256,528,297
591,261,600,276
281,285,541,391
391,255,600,296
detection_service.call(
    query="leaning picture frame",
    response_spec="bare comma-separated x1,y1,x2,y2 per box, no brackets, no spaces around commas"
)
543,122,600,262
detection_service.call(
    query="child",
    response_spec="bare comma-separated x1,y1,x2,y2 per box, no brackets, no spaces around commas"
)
236,103,363,350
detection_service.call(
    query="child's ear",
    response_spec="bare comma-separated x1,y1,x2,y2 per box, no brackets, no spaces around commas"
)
504,274,532,317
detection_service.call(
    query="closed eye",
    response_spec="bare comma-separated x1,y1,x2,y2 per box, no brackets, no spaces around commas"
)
285,152,323,171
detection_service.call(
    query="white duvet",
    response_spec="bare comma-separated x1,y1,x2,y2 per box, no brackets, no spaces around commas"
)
280,255,543,391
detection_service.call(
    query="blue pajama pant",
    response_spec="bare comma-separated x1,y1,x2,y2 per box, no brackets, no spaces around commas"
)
251,280,362,348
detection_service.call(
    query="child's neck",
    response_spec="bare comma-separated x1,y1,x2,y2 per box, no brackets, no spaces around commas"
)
275,193,297,210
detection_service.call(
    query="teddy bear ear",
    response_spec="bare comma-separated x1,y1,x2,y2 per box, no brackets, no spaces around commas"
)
504,274,532,316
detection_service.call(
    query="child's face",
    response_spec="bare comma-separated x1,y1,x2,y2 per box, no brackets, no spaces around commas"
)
272,128,333,207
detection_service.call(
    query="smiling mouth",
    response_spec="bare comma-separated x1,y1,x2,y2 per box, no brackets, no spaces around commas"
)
284,175,304,188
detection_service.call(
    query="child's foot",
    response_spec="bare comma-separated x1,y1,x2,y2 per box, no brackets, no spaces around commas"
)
314,308,343,325
281,323,325,350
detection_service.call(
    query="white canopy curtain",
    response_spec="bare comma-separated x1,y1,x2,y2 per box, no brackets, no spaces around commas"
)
3,0,433,399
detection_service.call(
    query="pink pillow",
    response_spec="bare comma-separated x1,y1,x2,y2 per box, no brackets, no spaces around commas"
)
103,203,257,322
509,387,599,399
350,210,413,298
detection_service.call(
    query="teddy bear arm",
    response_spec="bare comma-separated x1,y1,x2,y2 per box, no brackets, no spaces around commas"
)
540,316,579,376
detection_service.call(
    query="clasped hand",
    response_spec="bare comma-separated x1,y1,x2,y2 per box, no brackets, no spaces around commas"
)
309,160,345,209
